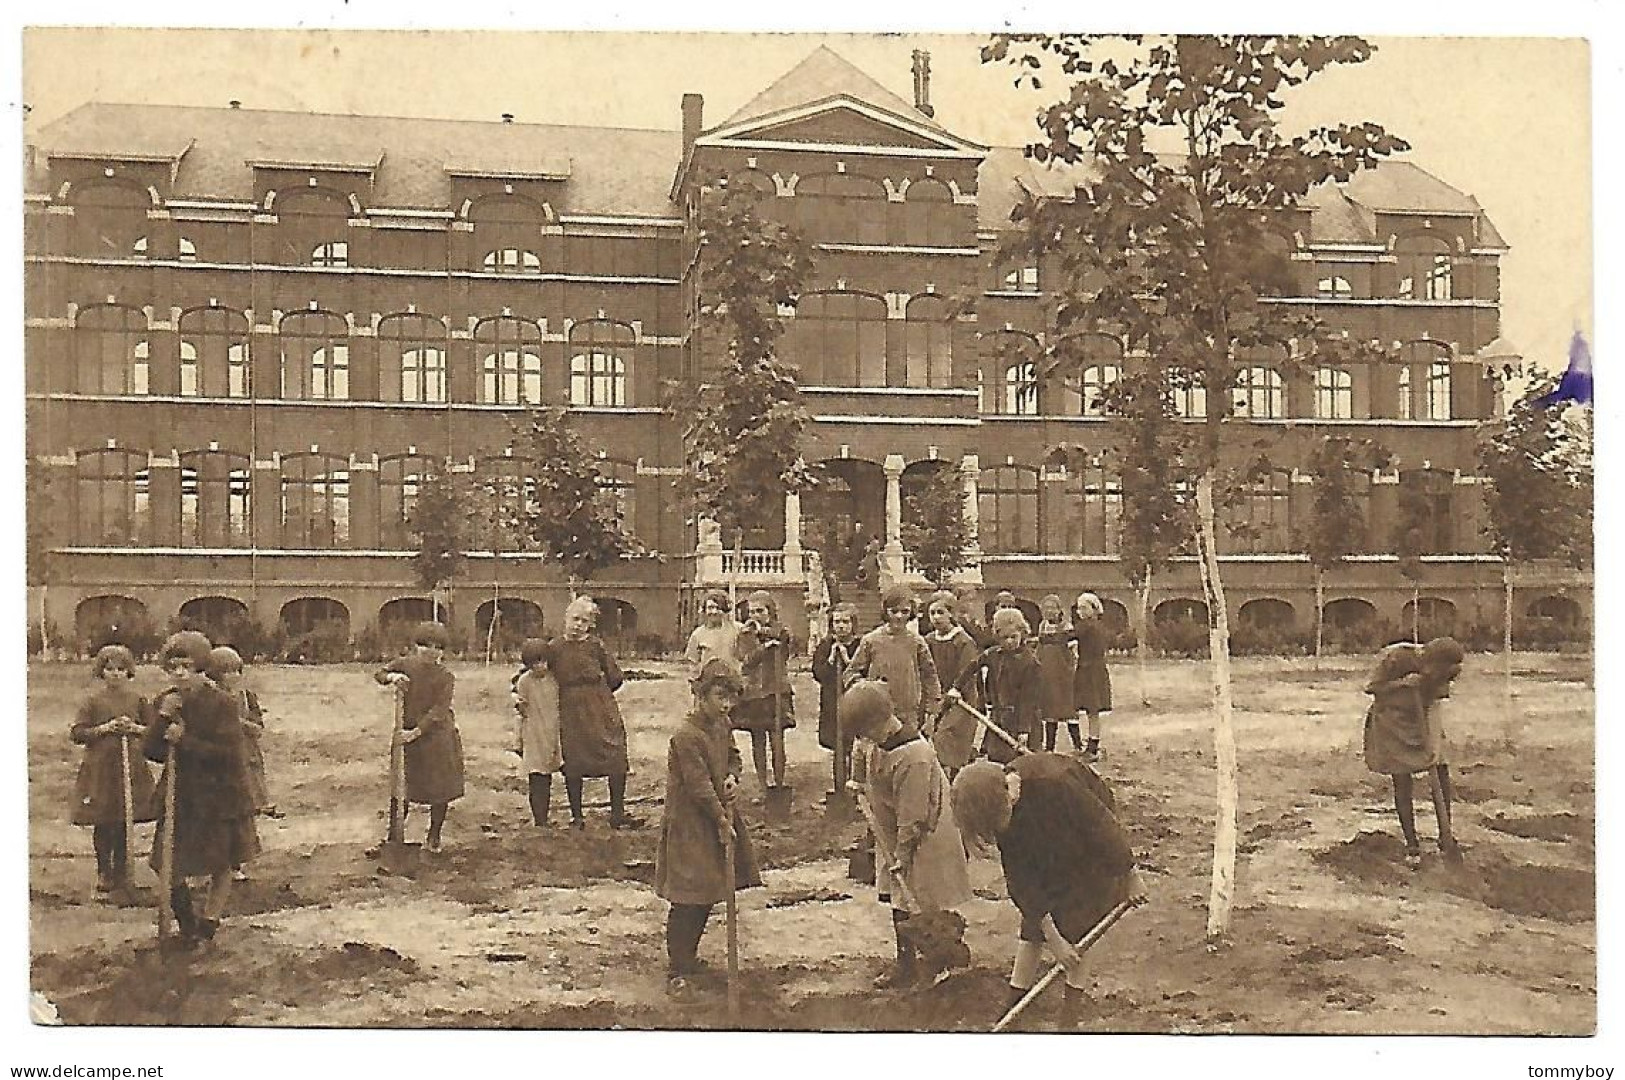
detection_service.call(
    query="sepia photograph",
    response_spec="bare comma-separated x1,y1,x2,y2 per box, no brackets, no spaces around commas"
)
11,6,1606,1070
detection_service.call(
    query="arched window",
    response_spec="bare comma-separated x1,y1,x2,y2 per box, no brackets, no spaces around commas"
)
475,316,544,405
131,341,151,395
132,236,149,260
469,194,549,273
1055,459,1122,555
897,178,956,247
1395,235,1451,300
568,320,635,406
1233,366,1283,419
473,457,537,547
178,342,199,397
595,458,638,533
1004,362,1039,416
75,449,150,546
178,449,251,548
279,311,349,401
379,453,435,550
178,237,197,262
979,465,1040,554
1001,263,1039,291
725,170,775,198
379,314,449,403
280,453,350,548
1080,365,1122,415
787,292,887,387
1047,333,1123,416
1313,367,1353,419
903,295,953,388
178,307,252,398
75,305,149,395
1398,469,1454,553
1400,341,1452,420
1172,380,1207,418
1426,361,1452,420
1396,365,1413,420
1226,468,1292,553
275,189,349,267
797,173,886,246
70,182,147,259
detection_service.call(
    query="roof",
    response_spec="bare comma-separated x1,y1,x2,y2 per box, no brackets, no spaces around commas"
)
720,45,949,137
33,103,683,217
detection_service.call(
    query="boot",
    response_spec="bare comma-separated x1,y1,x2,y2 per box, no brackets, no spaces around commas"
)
527,773,552,827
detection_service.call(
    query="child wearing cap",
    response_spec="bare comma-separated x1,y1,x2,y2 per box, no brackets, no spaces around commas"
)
1071,592,1113,762
144,633,261,945
952,755,1146,1026
70,644,157,898
840,679,972,989
553,597,640,830
512,635,563,827
843,586,942,734
374,622,464,853
655,658,762,1000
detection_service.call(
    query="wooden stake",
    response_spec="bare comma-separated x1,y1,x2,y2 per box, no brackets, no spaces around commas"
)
119,735,135,891
157,744,177,945
723,800,740,1021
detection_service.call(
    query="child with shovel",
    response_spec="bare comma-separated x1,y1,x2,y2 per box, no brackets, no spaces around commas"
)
734,591,794,803
144,633,261,947
655,658,761,1001
374,622,464,853
951,754,1147,1028
70,644,156,899
839,680,972,989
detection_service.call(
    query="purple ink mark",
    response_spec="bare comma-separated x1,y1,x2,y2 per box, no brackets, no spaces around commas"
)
1534,330,1593,408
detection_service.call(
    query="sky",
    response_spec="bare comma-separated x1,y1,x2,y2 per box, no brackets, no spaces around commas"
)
3,4,1619,1078
16,27,1596,377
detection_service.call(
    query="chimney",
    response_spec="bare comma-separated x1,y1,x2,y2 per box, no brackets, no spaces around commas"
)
229,99,241,110
911,49,934,119
501,112,514,124
682,93,704,153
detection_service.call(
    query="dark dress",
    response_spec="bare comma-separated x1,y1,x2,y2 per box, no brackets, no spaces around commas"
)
1072,621,1113,714
1034,624,1078,721
998,753,1135,943
238,688,274,812
925,627,981,769
143,681,261,877
957,646,1043,765
655,710,762,906
71,684,157,826
553,636,631,780
734,621,794,733
376,654,465,804
812,634,862,751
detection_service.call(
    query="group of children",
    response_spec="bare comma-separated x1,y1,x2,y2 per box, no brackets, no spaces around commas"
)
71,632,273,947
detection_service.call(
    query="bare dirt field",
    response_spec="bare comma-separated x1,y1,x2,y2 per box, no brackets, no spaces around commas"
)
27,652,1595,1033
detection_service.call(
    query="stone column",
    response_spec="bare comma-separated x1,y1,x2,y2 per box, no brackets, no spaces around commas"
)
882,454,906,583
958,453,984,584
782,491,804,580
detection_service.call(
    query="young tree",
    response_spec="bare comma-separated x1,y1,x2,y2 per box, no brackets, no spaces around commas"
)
408,469,470,623
986,34,1407,940
1477,374,1592,707
901,463,970,587
26,461,55,655
1301,434,1391,666
510,405,647,589
672,171,818,598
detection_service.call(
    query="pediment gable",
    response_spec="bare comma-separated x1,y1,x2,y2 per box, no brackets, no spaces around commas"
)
699,98,985,157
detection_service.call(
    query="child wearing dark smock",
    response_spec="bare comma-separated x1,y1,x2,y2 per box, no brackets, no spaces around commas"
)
733,590,794,796
145,634,261,946
1362,639,1460,867
954,607,1043,765
1418,636,1466,862
812,602,863,791
512,636,563,827
554,596,640,829
71,644,156,897
655,658,762,1001
1071,592,1114,762
1035,594,1081,753
840,680,972,989
952,754,1147,1026
923,590,981,775
374,622,464,853
208,649,268,882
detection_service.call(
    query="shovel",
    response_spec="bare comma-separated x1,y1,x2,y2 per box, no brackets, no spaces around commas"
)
944,691,1027,757
115,732,143,906
156,740,178,948
991,897,1136,1032
723,797,740,1021
379,686,422,876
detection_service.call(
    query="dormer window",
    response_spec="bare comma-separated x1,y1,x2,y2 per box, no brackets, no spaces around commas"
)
482,247,542,274
1317,275,1352,297
311,241,349,268
178,237,197,262
1003,265,1039,291
132,236,149,260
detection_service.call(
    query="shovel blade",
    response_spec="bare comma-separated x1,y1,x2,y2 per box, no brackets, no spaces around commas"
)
378,841,423,877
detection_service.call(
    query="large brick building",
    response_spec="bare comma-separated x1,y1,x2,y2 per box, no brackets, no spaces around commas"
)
23,46,1588,653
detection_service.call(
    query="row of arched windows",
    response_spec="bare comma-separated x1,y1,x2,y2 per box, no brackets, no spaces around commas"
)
67,448,639,551
69,307,641,407
725,171,967,249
